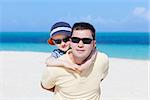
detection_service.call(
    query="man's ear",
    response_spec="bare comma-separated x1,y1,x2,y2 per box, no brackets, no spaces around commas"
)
93,40,96,48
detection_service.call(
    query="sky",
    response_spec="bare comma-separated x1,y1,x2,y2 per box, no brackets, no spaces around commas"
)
0,0,149,32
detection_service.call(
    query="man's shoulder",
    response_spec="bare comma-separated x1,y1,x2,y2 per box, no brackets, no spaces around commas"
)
96,51,109,67
94,51,109,72
97,51,109,61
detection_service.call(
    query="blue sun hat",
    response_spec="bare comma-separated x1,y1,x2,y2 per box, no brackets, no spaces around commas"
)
48,22,72,45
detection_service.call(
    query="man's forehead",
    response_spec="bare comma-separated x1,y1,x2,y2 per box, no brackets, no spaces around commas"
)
72,30,93,37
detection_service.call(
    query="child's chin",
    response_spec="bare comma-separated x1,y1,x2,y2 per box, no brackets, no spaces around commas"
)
61,48,69,52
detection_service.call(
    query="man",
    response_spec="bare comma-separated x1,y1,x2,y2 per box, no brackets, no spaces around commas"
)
41,22,109,100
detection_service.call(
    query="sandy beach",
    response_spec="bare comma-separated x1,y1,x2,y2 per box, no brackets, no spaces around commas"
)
0,51,149,100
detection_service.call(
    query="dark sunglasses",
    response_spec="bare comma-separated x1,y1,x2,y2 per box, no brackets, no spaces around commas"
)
71,37,93,44
53,37,70,44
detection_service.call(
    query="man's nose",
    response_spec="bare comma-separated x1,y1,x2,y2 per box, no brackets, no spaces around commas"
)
78,40,84,48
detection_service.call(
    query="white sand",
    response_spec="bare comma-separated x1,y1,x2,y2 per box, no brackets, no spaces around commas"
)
0,51,149,100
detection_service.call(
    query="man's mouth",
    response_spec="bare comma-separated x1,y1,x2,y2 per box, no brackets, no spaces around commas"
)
76,49,85,52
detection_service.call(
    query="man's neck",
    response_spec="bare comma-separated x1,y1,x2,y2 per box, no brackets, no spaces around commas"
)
74,57,85,65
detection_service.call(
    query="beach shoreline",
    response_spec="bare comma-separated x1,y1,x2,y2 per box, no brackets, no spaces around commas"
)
0,51,149,100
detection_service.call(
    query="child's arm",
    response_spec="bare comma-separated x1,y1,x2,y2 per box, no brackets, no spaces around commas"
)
46,56,63,67
46,56,77,71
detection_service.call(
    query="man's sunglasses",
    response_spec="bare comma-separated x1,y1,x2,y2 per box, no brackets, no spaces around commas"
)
71,37,93,44
53,37,70,44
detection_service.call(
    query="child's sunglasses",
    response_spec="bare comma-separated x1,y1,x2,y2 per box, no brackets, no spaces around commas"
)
71,37,93,44
53,37,70,44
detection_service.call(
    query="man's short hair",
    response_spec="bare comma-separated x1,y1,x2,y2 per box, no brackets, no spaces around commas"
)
72,22,96,40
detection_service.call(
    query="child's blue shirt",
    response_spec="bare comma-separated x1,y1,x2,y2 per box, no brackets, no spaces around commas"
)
51,49,66,58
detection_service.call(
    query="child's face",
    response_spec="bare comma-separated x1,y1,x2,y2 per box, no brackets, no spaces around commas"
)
52,34,70,52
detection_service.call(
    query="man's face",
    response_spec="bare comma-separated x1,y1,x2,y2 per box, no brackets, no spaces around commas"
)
70,29,96,59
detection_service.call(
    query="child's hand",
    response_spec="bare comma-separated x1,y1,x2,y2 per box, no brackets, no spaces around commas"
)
74,65,83,72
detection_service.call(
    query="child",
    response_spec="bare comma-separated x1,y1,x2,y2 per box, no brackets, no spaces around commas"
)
48,22,71,57
46,22,77,70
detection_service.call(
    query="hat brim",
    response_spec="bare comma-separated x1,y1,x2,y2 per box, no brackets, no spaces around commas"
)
48,38,55,45
51,31,71,37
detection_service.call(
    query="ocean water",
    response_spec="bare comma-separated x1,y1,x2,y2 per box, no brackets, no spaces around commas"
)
0,32,149,59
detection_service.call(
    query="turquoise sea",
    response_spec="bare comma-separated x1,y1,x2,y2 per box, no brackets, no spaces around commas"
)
0,32,149,59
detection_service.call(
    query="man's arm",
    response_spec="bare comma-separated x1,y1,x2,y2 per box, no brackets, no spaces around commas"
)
41,67,56,92
101,53,109,81
41,82,55,92
101,67,109,81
